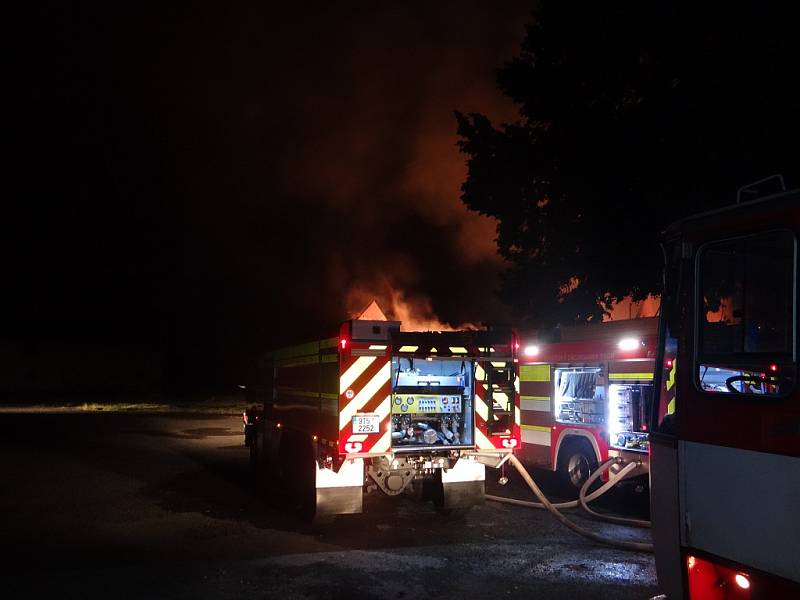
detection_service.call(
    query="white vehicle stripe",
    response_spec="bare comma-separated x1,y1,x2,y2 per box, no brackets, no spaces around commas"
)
370,429,391,453
374,395,391,422
339,362,391,430
475,427,495,449
474,396,489,422
521,428,551,446
339,356,377,394
521,398,550,412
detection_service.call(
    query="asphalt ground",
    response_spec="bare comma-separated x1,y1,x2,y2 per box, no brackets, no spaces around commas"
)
0,411,659,599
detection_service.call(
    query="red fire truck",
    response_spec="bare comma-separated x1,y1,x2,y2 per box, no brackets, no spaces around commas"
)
517,319,657,490
650,186,799,598
245,313,521,519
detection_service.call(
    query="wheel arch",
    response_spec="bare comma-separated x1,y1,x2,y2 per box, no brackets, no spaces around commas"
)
553,428,602,468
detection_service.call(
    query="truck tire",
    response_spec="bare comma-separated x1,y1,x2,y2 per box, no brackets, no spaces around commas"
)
557,438,598,493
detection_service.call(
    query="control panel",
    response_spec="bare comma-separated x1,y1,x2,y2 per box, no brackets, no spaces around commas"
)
391,395,463,414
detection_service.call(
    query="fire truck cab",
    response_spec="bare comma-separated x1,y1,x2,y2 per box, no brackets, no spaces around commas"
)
650,187,799,598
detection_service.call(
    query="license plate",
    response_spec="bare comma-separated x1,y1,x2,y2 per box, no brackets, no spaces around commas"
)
352,414,380,434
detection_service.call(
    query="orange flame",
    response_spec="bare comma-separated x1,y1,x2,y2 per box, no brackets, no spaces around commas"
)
346,284,479,332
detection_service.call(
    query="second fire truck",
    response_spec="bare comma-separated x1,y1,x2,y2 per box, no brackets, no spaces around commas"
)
517,318,657,490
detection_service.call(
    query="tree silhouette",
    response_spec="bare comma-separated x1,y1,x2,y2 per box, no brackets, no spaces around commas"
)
456,1,798,329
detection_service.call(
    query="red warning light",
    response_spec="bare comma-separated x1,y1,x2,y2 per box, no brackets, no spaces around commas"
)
340,338,348,350
665,359,673,368
769,363,778,372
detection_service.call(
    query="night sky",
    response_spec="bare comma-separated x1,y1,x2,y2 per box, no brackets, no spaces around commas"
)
7,3,534,393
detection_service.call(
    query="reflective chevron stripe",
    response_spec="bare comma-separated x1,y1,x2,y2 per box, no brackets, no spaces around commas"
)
370,429,392,452
339,356,376,394
339,361,391,430
474,426,496,449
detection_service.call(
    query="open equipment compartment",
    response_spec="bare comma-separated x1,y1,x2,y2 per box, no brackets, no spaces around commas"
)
390,356,474,450
608,383,652,451
554,367,605,425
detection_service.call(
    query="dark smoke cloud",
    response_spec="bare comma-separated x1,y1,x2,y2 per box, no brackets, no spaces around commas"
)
10,2,534,389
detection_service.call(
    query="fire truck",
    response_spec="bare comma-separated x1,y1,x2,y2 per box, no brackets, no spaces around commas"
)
245,309,521,519
517,319,657,490
649,185,799,598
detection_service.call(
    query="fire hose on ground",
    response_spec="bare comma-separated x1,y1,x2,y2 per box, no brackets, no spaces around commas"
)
481,453,654,553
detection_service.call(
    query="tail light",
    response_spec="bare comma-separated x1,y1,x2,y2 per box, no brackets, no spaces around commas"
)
686,554,752,599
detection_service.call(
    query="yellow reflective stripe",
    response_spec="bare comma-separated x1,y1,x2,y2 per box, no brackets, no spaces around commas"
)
276,355,320,368
666,358,677,391
321,392,338,400
339,362,391,430
321,354,338,364
398,345,419,352
368,344,387,350
449,346,468,354
521,427,551,446
339,356,376,394
609,372,654,380
491,361,507,368
319,337,338,349
521,397,550,412
271,340,321,360
667,397,676,415
520,365,550,382
521,424,551,432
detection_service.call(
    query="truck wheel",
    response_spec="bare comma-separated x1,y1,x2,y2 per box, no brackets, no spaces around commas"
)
558,439,597,492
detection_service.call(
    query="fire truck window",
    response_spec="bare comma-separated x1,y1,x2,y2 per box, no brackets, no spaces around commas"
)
697,230,796,396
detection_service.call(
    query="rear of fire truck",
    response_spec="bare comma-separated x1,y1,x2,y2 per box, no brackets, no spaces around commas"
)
245,318,521,519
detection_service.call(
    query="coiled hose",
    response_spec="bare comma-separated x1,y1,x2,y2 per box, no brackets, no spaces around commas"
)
486,457,630,510
578,459,651,529
483,453,654,553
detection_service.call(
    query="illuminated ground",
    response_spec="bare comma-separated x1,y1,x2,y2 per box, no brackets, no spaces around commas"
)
0,411,658,599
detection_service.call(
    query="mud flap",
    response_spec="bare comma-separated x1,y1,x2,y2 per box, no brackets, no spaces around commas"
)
440,457,486,509
315,457,364,516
